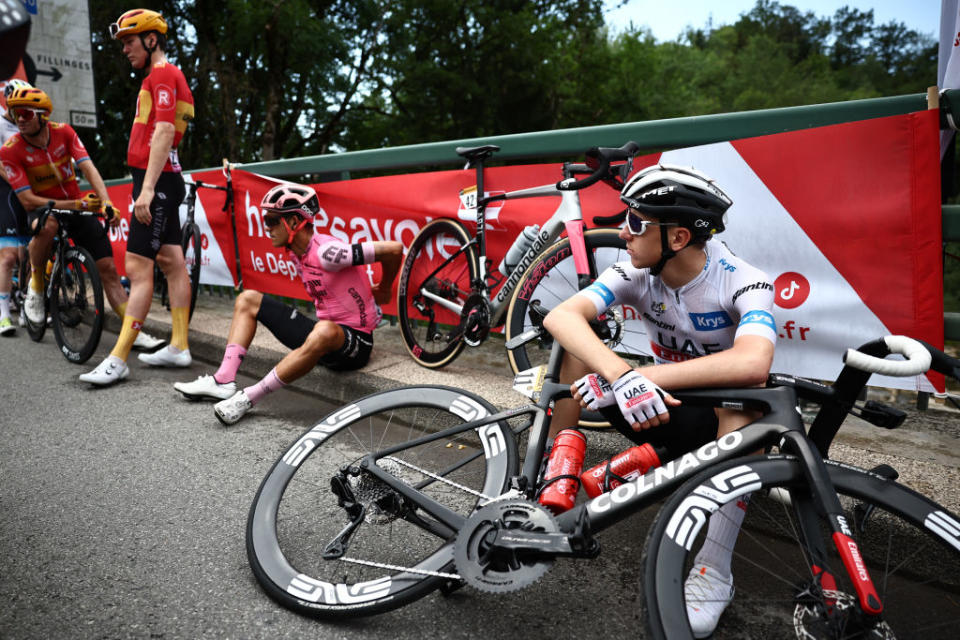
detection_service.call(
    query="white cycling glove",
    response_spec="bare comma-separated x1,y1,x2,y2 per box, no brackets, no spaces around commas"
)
573,373,615,410
612,371,668,426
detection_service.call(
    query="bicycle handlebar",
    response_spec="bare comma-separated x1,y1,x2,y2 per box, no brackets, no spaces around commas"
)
843,335,932,377
555,141,640,191
34,201,112,235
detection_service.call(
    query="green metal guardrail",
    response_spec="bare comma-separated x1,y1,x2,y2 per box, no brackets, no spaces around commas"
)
105,89,960,339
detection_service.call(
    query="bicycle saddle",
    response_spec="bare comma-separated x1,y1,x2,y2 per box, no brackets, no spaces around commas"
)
456,144,500,163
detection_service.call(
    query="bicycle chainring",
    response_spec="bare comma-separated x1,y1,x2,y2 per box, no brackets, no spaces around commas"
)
454,500,557,593
460,293,491,347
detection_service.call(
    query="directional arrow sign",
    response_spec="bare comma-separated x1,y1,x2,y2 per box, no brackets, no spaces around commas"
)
35,66,63,82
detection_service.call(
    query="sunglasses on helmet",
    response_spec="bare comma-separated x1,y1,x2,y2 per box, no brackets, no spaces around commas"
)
625,209,676,236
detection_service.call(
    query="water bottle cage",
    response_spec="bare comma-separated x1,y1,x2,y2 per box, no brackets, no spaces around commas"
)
536,473,583,498
602,460,630,493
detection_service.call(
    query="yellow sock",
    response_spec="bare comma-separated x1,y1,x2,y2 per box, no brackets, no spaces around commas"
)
110,314,143,362
116,301,127,318
171,306,189,351
30,268,43,293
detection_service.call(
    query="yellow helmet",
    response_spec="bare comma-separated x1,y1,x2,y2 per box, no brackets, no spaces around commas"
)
109,9,168,40
6,86,52,121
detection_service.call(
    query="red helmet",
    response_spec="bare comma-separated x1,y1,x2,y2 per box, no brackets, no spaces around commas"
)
260,183,319,223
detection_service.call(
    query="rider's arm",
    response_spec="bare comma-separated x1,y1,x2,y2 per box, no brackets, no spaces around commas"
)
544,295,636,382
12,186,87,213
132,121,175,223
370,241,403,305
76,158,110,205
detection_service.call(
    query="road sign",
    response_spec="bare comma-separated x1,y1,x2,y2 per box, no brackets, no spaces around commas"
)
17,0,97,128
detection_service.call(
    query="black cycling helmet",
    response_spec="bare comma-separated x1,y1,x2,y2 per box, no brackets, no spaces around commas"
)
620,163,733,274
620,163,732,240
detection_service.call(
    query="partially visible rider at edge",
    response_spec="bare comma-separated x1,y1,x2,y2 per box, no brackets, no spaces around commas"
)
81,8,194,386
173,183,403,427
543,164,777,638
0,84,163,350
0,78,31,335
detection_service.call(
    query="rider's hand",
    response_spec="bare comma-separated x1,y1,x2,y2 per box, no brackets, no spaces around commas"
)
76,193,102,212
103,200,120,228
573,373,615,410
371,283,392,305
612,370,677,430
133,186,154,225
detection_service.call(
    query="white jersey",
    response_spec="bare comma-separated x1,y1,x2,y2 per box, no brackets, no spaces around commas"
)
578,240,777,364
0,116,18,146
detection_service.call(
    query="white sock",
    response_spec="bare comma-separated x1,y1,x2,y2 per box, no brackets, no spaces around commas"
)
694,494,751,577
0,291,10,320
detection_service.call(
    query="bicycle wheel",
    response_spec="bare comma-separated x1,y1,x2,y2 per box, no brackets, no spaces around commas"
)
642,455,960,639
180,222,202,319
51,246,104,364
247,385,518,618
397,218,479,368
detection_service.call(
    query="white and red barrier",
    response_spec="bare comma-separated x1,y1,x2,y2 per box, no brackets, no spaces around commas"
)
105,109,943,392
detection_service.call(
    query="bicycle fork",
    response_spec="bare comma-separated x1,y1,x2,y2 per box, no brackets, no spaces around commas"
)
781,431,884,622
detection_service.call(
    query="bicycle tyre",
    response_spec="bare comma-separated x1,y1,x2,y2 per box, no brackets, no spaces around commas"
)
641,454,960,639
505,228,646,427
397,218,479,368
51,246,104,364
180,222,202,319
17,254,46,342
247,385,518,618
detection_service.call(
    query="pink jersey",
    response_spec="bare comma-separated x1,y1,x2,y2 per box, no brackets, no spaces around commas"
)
290,233,380,333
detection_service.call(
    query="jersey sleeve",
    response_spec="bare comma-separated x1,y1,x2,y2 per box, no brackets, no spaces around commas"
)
728,264,777,345
66,125,90,164
576,262,642,316
316,239,375,272
149,64,180,125
0,142,30,192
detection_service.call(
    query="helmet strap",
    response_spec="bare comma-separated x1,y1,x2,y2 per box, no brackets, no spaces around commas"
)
280,216,309,248
139,33,158,62
650,226,676,277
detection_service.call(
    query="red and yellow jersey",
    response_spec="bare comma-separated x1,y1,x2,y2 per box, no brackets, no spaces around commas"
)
127,60,194,172
0,122,90,200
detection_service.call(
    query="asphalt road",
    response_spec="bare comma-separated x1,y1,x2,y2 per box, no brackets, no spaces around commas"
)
0,331,662,640
4,320,960,640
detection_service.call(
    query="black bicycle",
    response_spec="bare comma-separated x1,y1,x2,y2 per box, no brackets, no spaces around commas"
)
154,173,232,320
23,204,108,363
246,328,960,638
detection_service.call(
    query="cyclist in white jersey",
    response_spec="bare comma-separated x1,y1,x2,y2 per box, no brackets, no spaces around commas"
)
544,164,776,638
172,182,402,426
0,78,31,334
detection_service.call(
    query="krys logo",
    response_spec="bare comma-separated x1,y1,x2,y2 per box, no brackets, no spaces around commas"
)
774,272,810,309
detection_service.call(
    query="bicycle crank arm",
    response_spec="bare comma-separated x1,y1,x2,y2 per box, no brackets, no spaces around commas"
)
488,530,599,559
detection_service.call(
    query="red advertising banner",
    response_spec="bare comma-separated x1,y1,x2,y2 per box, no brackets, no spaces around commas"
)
102,110,942,390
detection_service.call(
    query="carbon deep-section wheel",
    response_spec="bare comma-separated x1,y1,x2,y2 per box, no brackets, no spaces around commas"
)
247,385,518,618
51,246,104,363
641,455,960,639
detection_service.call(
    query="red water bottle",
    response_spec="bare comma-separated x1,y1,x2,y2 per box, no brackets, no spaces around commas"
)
538,429,587,514
580,443,662,498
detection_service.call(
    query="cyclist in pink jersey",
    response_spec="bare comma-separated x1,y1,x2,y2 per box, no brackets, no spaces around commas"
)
173,182,402,426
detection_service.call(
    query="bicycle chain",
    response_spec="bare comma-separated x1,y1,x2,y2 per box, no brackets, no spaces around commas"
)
337,556,461,580
380,456,496,501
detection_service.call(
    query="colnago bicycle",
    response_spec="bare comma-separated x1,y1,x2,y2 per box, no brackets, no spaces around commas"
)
397,142,648,381
154,166,233,320
23,203,108,363
246,326,960,638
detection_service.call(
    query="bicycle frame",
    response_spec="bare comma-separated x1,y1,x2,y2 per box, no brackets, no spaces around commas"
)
353,334,916,620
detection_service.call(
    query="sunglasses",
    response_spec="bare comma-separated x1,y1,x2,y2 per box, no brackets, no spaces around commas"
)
626,209,676,236
11,108,39,122
263,215,283,228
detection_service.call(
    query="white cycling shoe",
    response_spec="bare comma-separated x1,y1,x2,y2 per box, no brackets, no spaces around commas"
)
685,564,734,638
138,345,191,367
132,330,165,352
23,289,44,324
175,375,237,401
79,356,130,387
214,390,253,426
